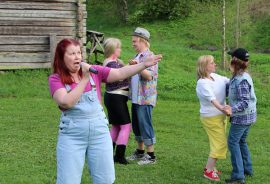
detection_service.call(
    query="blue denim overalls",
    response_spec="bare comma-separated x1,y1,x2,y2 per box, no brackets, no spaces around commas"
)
56,77,115,184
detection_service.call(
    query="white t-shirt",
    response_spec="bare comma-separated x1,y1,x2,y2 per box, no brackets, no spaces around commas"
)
196,73,230,117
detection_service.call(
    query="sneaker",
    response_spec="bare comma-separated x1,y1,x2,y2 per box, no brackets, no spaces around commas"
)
204,167,222,175
203,169,220,181
137,154,156,165
225,178,245,184
126,150,145,161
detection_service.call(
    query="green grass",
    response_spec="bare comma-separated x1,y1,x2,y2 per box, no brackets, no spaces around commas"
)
1,2,270,183
1,88,270,183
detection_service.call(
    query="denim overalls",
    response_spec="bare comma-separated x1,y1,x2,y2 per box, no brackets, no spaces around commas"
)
56,77,115,184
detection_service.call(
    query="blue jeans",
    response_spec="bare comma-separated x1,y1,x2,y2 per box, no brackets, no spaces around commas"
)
131,104,156,146
228,124,253,180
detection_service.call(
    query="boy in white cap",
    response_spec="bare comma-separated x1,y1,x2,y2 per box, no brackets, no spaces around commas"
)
127,27,158,165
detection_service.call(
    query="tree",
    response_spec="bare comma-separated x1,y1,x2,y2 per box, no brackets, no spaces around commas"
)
115,0,129,23
235,0,240,48
221,0,226,69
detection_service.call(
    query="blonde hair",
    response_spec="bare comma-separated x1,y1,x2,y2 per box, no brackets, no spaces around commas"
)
139,37,150,48
196,55,214,80
103,38,121,58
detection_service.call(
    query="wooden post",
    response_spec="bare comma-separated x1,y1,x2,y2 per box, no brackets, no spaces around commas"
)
76,0,85,59
122,0,128,23
236,0,240,48
76,0,84,40
50,33,57,67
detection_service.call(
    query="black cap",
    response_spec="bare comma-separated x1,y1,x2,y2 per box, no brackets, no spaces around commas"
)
227,48,249,62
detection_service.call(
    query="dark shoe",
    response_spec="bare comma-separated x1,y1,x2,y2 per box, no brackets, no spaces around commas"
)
113,142,116,151
114,145,129,165
244,172,253,177
225,178,245,184
114,155,129,165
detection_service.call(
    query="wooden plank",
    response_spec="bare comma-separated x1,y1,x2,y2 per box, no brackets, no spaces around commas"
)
0,17,86,27
0,0,84,3
0,62,51,70
0,20,74,27
0,36,82,45
0,16,76,22
0,26,76,36
0,2,76,11
0,45,49,52
0,36,49,45
0,9,78,19
0,52,50,63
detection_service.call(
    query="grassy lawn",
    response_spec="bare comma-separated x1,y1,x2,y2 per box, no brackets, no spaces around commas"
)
1,3,270,183
0,84,269,183
0,47,269,184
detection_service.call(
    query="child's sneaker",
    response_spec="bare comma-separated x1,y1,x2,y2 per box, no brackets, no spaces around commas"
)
137,154,156,165
203,169,220,181
126,150,145,161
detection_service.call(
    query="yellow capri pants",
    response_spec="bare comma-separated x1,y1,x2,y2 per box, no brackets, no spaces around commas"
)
200,114,228,159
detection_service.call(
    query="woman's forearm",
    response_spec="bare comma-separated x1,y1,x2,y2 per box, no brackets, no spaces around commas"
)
211,99,225,112
54,77,89,109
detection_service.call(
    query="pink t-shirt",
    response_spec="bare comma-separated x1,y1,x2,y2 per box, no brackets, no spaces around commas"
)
48,65,111,102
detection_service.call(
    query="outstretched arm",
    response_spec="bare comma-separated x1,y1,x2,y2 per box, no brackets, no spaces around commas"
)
107,54,162,83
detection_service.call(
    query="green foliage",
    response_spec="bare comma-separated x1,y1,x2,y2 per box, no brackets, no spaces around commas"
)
129,0,192,23
86,0,270,52
251,16,270,51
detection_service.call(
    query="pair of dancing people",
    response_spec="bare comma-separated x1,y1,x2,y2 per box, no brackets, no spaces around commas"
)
103,27,158,166
196,48,256,184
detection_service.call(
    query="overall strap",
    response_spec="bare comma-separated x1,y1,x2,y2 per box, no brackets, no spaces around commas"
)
64,84,71,92
89,76,96,88
64,76,96,92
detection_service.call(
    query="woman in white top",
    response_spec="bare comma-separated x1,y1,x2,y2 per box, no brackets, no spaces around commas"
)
196,55,231,181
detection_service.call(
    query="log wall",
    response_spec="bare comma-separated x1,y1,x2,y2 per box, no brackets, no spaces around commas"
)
0,0,87,69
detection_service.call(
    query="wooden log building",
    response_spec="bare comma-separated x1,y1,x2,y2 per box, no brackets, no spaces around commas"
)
0,0,87,70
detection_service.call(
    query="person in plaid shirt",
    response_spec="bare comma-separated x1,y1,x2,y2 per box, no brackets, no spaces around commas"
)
224,48,257,184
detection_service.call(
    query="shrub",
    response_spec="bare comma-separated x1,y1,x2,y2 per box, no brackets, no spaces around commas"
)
128,0,192,23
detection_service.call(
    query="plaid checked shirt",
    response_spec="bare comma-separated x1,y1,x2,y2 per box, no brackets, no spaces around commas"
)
230,79,256,125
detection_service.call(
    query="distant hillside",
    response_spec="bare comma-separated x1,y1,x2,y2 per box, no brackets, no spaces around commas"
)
87,0,270,53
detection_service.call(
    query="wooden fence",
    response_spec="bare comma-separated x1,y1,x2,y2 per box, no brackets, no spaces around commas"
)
0,0,87,69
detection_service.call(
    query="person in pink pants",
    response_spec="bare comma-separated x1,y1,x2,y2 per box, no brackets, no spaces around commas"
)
103,38,131,164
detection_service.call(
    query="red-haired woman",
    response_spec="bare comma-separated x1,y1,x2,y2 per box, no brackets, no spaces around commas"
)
48,38,161,184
